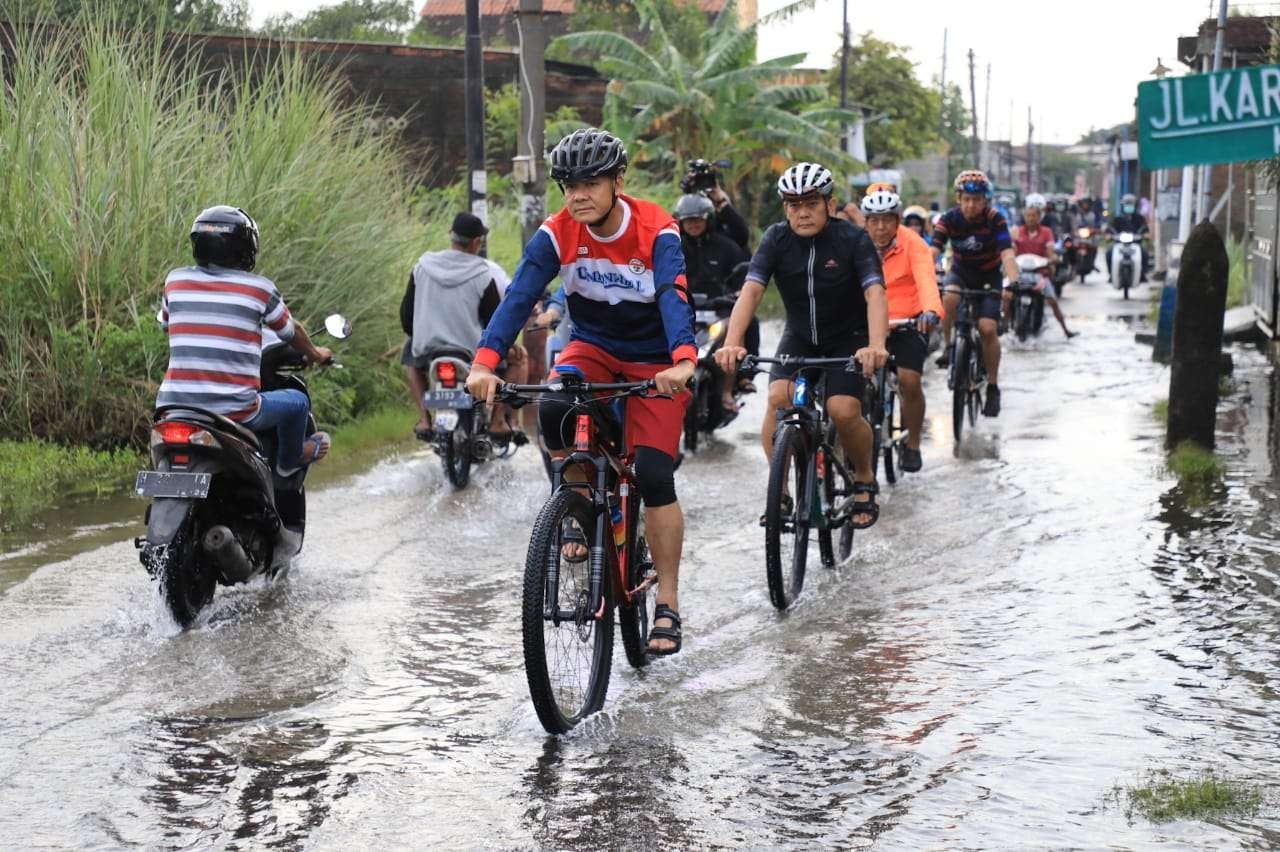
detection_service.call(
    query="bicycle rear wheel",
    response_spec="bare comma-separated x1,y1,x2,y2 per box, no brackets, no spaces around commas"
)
951,337,970,443
618,493,656,669
522,488,614,734
765,424,809,609
818,423,855,568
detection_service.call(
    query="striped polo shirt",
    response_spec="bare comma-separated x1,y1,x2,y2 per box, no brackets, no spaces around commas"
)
156,265,295,421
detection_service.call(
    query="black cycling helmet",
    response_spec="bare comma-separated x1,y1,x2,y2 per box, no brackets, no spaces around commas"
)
548,127,627,186
190,205,259,271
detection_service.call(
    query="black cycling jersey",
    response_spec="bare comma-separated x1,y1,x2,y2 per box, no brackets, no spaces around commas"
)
746,218,884,345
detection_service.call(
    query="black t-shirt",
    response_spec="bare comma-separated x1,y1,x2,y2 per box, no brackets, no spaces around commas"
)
747,218,884,345
682,231,749,300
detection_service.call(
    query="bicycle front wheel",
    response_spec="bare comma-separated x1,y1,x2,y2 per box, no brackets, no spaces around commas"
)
522,488,614,734
618,494,656,670
766,424,810,609
883,387,898,485
951,337,970,443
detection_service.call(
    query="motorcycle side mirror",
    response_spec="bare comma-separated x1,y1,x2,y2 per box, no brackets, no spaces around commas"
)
712,158,732,169
155,309,164,324
324,314,352,339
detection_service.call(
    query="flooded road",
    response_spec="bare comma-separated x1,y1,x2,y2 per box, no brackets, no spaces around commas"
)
3,274,1279,848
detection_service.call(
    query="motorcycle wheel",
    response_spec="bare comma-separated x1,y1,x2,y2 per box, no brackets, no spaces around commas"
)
443,411,473,489
156,518,215,628
684,381,705,453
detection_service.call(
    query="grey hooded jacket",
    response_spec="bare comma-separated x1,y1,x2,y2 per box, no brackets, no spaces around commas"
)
400,248,502,358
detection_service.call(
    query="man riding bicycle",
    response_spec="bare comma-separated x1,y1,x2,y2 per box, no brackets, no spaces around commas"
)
716,162,889,527
466,127,696,657
932,169,1020,418
1007,193,1077,339
860,184,942,473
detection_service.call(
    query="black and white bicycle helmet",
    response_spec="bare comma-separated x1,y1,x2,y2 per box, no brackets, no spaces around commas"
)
777,162,835,198
860,186,901,216
548,127,628,185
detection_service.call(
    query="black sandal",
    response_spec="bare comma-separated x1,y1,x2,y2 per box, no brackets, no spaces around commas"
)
560,520,588,563
759,493,794,527
647,604,682,656
849,481,880,530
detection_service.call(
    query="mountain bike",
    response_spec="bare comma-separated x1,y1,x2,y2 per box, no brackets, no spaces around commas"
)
947,289,990,443
745,354,866,611
494,371,661,734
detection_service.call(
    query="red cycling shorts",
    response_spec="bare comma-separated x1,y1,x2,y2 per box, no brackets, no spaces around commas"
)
548,340,690,459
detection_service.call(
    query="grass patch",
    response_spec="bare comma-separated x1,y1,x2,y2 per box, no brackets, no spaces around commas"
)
1227,237,1248,309
0,440,142,529
1167,440,1225,493
327,405,419,460
1153,398,1169,424
1115,770,1261,823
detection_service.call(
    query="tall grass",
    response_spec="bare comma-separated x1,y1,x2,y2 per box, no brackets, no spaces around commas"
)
0,18,427,447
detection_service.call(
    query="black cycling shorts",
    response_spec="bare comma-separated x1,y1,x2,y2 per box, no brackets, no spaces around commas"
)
943,268,1002,321
768,330,867,400
887,327,928,373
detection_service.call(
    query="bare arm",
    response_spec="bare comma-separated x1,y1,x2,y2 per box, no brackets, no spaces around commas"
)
1000,248,1019,283
287,321,329,363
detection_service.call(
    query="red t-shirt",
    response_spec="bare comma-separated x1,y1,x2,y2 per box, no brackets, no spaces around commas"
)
1012,225,1054,257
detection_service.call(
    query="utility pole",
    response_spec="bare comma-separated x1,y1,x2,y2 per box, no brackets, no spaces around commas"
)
839,0,849,152
1026,106,1033,194
982,62,991,174
967,49,980,167
515,0,546,248
464,0,486,238
938,28,948,210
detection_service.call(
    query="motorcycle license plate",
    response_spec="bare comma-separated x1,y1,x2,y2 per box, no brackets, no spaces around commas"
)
434,411,458,431
695,310,719,324
423,389,473,410
135,471,211,499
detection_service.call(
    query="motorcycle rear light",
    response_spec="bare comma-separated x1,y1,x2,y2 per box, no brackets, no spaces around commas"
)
436,362,458,388
150,422,219,448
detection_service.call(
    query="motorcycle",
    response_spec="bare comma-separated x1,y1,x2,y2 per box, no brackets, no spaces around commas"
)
1056,232,1076,295
1109,232,1143,300
682,292,742,452
420,351,526,489
1007,254,1049,342
1075,226,1099,283
136,313,351,628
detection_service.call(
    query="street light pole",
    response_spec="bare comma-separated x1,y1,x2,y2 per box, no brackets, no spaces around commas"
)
839,0,848,151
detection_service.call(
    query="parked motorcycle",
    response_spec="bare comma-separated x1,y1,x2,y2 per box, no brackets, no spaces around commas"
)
136,313,351,627
1075,226,1098,283
1008,254,1049,341
420,351,526,489
1109,232,1143,300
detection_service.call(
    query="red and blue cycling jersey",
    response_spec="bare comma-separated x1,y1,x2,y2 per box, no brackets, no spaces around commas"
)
474,194,696,370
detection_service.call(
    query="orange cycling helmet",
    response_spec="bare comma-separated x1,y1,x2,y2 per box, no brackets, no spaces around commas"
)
953,169,991,198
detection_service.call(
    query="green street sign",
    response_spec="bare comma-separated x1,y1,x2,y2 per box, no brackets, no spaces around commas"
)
1137,64,1280,169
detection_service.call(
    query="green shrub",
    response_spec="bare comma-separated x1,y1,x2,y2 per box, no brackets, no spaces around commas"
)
0,17,426,447
1167,440,1225,491
0,440,141,528
1116,770,1261,823
1226,237,1247,309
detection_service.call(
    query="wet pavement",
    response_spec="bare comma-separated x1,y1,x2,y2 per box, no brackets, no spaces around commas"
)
2,272,1279,849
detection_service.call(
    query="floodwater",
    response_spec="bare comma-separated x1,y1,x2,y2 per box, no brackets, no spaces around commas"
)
3,274,1279,849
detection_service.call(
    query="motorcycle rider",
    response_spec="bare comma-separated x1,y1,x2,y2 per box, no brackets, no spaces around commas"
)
1104,192,1151,281
400,212,525,439
157,206,333,477
716,162,889,527
1041,197,1064,237
1007,194,1078,338
680,158,750,252
675,193,755,412
932,169,1021,418
466,127,696,656
860,186,942,472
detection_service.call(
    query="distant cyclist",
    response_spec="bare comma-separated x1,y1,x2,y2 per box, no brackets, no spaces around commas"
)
861,185,942,472
932,169,1020,418
466,127,695,657
717,162,888,527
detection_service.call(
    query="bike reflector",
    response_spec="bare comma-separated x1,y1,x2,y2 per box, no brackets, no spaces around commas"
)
436,362,458,388
574,414,591,451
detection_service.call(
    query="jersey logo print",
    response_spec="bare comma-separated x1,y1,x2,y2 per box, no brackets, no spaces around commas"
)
824,258,839,269
628,258,647,274
577,246,589,255
955,236,983,252
576,266,645,292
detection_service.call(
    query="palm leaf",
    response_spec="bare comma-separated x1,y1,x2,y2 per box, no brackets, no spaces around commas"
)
549,31,666,81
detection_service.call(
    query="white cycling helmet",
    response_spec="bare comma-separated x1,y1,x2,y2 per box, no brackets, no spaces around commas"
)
777,162,835,198
1025,192,1047,210
860,187,901,216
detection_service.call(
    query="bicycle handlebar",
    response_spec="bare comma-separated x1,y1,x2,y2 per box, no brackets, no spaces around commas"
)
495,377,662,402
742,354,857,371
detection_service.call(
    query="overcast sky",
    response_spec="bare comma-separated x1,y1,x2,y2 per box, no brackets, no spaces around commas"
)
248,0,1228,144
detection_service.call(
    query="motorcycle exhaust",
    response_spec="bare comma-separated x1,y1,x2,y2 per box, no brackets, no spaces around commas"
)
202,525,253,584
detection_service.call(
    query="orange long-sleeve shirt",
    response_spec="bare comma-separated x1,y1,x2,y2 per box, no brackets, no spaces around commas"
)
880,225,943,321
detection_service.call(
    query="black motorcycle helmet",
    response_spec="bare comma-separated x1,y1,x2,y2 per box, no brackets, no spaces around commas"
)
548,127,628,186
190,205,260,271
